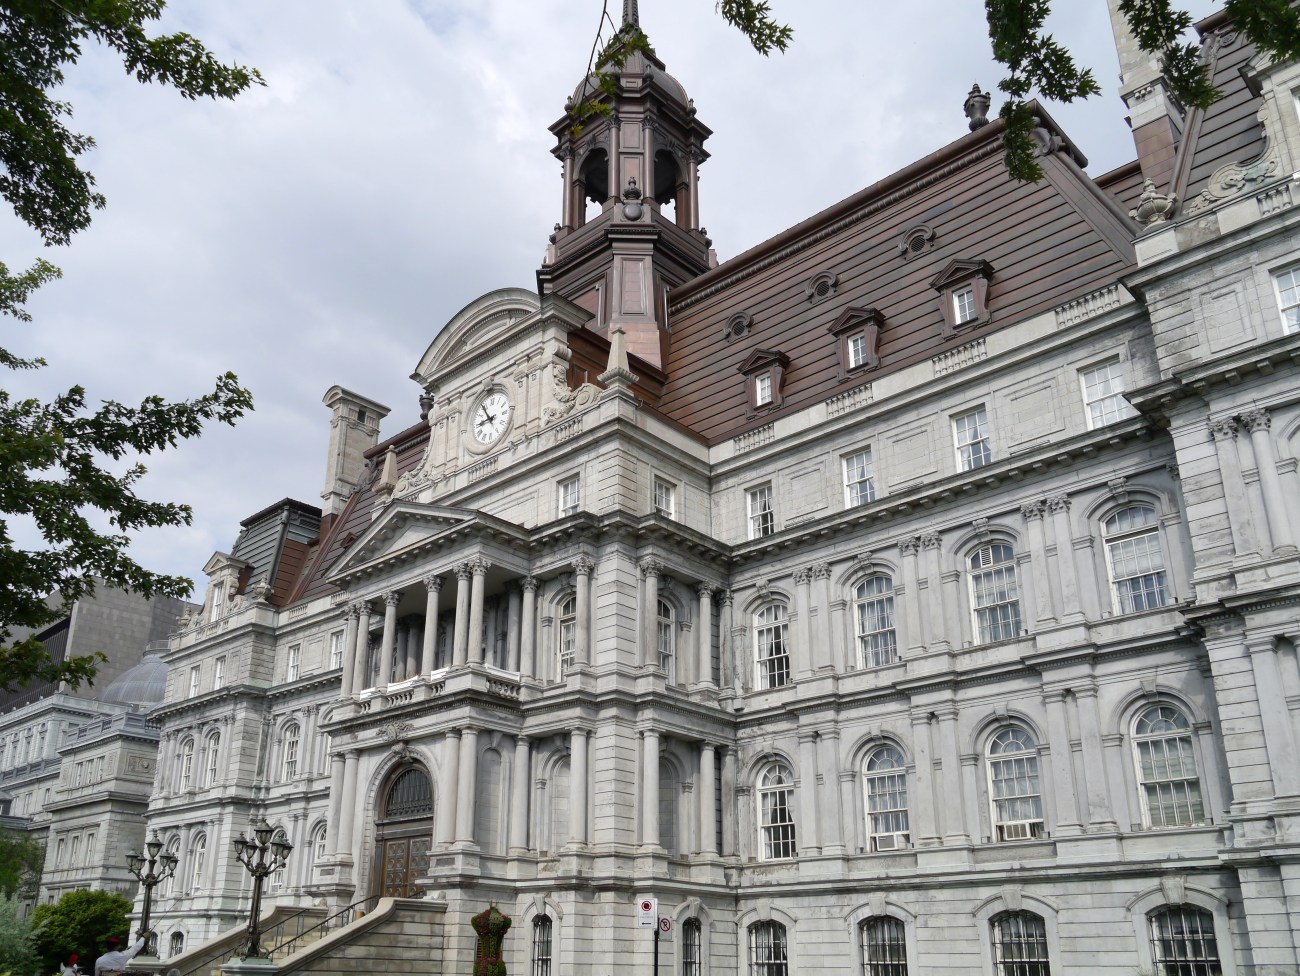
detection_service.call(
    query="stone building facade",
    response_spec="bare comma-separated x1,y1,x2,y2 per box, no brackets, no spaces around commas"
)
142,4,1300,974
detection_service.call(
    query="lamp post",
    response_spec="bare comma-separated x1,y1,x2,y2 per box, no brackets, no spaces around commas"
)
125,835,178,955
232,819,292,959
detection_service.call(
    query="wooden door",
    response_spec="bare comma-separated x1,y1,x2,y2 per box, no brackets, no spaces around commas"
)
379,834,432,897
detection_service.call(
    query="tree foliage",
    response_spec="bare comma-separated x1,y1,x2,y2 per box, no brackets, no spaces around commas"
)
0,1,260,691
31,889,132,974
0,829,45,903
0,895,40,976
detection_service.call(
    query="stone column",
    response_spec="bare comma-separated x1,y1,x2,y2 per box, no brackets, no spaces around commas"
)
340,604,360,696
351,602,373,692
301,705,318,777
455,727,479,843
818,730,844,854
506,584,523,672
574,556,595,667
509,735,531,853
699,742,718,855
920,533,945,649
1046,495,1085,623
402,619,419,679
641,729,661,849
1209,417,1260,557
940,570,964,650
1240,409,1297,553
797,731,820,854
696,583,715,685
687,149,701,230
452,563,472,667
467,557,490,664
1022,501,1054,625
840,769,861,853
324,753,345,852
1247,635,1300,796
719,591,737,692
721,746,738,857
640,558,662,667
794,568,814,679
1073,684,1116,828
560,147,573,228
378,592,400,688
811,563,832,670
1102,734,1134,829
568,728,589,845
520,577,540,678
607,111,620,201
422,576,441,675
1043,690,1081,832
735,784,752,861
899,539,923,656
910,712,939,845
437,731,460,846
337,750,359,858
935,706,969,844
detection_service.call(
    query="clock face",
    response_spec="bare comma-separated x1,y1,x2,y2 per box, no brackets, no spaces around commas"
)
472,391,510,445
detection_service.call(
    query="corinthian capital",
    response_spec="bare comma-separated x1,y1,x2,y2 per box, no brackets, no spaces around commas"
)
1239,408,1271,434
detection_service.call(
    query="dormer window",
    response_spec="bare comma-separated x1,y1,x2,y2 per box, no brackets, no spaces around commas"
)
738,349,791,416
827,307,884,381
931,258,994,338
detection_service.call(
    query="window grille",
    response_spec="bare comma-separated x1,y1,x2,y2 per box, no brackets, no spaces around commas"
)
860,916,908,975
987,727,1044,840
531,916,553,976
863,746,909,849
1104,506,1169,614
970,543,1021,643
990,911,1050,976
1149,906,1220,976
682,918,702,976
758,763,797,860
755,605,790,689
1134,705,1204,828
748,921,789,976
384,767,434,819
855,575,897,667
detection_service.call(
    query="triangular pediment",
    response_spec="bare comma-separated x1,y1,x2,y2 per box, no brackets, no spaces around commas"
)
202,552,248,577
827,306,884,336
328,502,478,578
930,258,993,291
737,348,791,374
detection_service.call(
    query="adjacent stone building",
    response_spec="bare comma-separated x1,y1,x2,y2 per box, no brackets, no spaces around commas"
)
142,4,1300,974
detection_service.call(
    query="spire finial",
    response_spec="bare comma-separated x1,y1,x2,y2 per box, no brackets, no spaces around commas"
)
623,0,639,28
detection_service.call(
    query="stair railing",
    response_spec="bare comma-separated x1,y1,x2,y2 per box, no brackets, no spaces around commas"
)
267,894,383,960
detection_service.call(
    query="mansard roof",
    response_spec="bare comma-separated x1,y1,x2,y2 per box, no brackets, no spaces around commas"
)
655,104,1137,444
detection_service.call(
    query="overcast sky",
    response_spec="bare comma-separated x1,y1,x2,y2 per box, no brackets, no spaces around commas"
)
1,0,1218,594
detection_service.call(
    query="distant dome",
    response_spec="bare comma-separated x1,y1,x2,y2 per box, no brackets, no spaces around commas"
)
99,648,168,706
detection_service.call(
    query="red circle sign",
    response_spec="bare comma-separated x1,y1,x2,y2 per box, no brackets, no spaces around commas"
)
640,900,654,913
659,917,672,933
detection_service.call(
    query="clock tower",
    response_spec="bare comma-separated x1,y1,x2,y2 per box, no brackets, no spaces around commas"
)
536,0,713,370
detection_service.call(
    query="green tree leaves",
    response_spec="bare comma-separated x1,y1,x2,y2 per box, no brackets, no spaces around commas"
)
31,889,132,975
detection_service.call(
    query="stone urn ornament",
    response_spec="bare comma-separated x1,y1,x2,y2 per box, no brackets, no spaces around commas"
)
621,176,644,221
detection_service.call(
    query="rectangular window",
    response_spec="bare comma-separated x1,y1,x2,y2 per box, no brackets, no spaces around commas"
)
953,406,992,471
209,581,225,623
94,756,104,781
748,485,775,539
188,665,201,698
847,332,868,369
754,373,773,406
85,830,96,864
953,286,977,324
213,655,226,690
54,838,65,868
653,478,676,519
1274,265,1300,333
286,644,301,683
1079,359,1134,429
558,476,581,518
70,836,80,866
843,448,876,507
329,631,345,670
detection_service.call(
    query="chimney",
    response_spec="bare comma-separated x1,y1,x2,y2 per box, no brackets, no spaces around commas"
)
320,386,391,517
1108,0,1185,192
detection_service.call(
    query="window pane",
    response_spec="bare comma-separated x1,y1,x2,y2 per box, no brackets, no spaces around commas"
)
1276,267,1300,333
855,576,896,668
759,764,797,859
844,449,876,506
954,408,992,471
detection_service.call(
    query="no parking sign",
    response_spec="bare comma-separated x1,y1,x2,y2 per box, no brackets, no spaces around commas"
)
658,915,674,942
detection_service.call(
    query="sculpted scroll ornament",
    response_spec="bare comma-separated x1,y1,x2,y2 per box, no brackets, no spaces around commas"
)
542,364,601,426
1184,106,1281,216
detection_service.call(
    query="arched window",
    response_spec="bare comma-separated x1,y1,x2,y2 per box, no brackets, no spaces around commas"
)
270,829,289,888
859,916,907,976
383,767,434,819
657,599,676,682
178,737,195,791
530,915,553,976
969,543,1021,643
1104,505,1169,613
190,833,207,891
748,920,789,976
757,762,797,860
281,723,301,781
987,727,1043,841
990,911,1049,976
863,746,909,851
1148,905,1219,975
310,822,328,873
168,931,184,958
682,918,702,976
855,576,897,668
659,759,679,857
557,596,576,678
1134,704,1204,828
161,837,181,897
203,732,221,788
754,606,790,690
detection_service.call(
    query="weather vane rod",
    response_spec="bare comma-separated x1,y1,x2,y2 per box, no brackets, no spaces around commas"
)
623,0,639,29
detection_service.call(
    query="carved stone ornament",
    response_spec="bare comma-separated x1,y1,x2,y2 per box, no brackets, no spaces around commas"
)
376,721,415,743
621,176,644,221
1184,105,1281,216
964,84,991,130
1129,179,1177,227
250,579,274,606
542,363,601,426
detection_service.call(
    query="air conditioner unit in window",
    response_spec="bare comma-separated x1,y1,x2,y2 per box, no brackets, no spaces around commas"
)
873,833,909,852
999,821,1042,841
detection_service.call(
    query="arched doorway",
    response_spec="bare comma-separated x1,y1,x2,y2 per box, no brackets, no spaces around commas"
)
374,764,434,897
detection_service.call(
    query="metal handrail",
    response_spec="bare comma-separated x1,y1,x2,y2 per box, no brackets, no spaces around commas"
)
268,894,382,959
258,904,324,954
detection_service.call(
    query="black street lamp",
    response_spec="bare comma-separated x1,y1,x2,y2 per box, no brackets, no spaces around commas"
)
125,834,179,955
232,819,292,959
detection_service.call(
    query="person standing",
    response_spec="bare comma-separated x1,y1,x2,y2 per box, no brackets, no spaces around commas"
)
93,933,151,976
